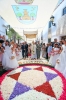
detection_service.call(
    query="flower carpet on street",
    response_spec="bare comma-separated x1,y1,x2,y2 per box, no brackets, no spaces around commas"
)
18,59,49,65
0,64,66,100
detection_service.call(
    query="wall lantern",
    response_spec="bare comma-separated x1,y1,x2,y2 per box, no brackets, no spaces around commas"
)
50,15,56,26
3,24,10,30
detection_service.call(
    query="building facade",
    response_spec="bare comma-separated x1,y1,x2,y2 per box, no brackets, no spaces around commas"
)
42,0,66,43
0,16,6,35
0,16,8,39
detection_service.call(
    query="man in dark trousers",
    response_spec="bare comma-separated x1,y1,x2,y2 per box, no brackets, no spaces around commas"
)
46,43,49,60
25,42,28,58
21,42,26,58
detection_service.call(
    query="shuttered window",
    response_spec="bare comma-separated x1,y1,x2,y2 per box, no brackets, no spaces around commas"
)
49,21,51,28
63,7,66,15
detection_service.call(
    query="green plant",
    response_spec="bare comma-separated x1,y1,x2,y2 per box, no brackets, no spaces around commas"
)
7,28,23,43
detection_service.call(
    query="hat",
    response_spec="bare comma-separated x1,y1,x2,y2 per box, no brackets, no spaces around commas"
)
0,39,4,43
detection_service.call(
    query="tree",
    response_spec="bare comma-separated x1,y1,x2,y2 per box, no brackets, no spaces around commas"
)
7,28,23,43
30,13,35,20
16,34,23,44
16,12,22,19
7,31,13,41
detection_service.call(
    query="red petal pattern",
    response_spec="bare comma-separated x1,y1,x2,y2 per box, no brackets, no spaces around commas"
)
34,66,43,71
34,82,56,98
8,72,21,81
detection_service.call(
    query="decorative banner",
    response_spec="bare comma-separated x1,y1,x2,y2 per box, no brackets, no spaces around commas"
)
15,0,34,5
12,5,38,24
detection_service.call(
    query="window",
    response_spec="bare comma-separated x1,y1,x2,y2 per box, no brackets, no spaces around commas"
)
48,21,51,28
63,7,66,15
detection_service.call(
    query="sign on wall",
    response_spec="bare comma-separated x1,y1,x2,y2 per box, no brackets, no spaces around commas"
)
12,5,38,24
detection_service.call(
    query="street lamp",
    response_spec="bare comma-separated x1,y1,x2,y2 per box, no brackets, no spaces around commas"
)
3,24,10,30
50,15,56,26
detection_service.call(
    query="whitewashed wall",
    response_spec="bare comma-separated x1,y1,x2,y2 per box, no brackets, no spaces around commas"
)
51,0,66,41
42,0,66,43
0,16,6,36
0,16,9,39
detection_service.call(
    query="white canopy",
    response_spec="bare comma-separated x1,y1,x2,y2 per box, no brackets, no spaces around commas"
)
0,0,58,37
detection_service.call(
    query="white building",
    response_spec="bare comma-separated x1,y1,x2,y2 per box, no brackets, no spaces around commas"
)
42,0,66,43
0,16,8,39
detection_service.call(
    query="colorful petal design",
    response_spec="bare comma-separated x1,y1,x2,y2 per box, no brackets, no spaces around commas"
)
34,66,43,71
49,76,63,99
44,72,58,81
7,67,23,75
12,90,56,100
9,82,31,100
1,76,16,100
0,64,65,100
18,70,46,88
34,82,56,98
8,72,21,81
22,67,31,72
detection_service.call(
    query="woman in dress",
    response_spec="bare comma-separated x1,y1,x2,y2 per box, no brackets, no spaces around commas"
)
48,42,52,58
41,43,46,58
2,40,11,68
8,43,19,69
31,41,37,59
16,45,22,61
0,43,3,62
2,41,19,70
49,43,60,66
55,39,66,76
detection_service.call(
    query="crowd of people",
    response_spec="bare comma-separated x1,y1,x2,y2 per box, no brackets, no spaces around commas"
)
21,41,41,60
47,38,66,78
0,34,66,78
0,35,42,70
